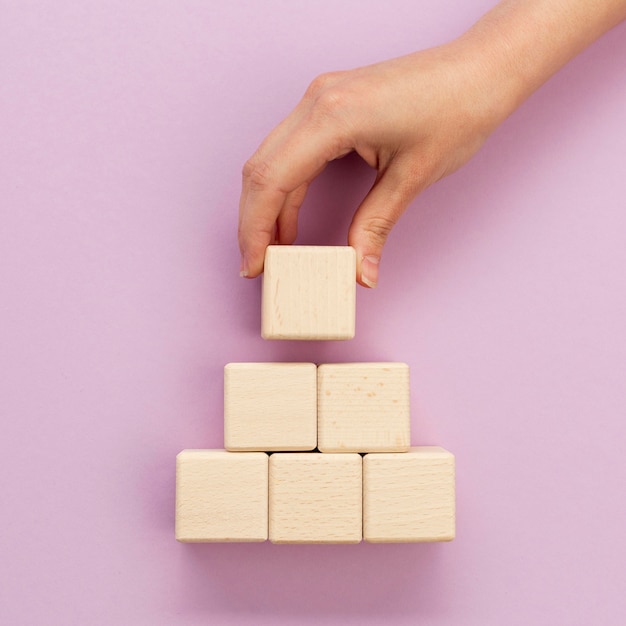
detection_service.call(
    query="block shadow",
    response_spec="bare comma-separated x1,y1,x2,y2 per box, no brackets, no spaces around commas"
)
176,540,454,619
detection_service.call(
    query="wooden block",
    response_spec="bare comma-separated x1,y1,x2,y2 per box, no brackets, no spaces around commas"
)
363,446,455,542
269,452,362,544
224,362,317,452
175,449,268,542
317,362,410,453
261,245,356,340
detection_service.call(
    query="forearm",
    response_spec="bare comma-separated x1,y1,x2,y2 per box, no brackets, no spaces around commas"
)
459,0,626,121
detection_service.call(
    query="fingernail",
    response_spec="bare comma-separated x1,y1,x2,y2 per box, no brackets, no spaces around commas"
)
239,255,249,278
361,255,380,288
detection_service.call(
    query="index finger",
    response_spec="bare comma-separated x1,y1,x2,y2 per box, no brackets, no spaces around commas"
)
238,120,351,277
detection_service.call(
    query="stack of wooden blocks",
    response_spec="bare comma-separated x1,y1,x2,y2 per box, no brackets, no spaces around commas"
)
176,246,455,544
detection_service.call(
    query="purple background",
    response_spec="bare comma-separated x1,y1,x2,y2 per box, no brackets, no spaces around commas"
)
2,1,626,624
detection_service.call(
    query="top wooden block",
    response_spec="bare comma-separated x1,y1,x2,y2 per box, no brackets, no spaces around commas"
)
262,245,356,340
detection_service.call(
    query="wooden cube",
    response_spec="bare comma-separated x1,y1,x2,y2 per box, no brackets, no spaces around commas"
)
363,446,455,543
269,452,362,544
317,362,410,453
175,449,268,542
224,362,317,452
261,245,356,340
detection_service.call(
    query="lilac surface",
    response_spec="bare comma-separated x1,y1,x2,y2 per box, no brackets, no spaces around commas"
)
2,1,626,624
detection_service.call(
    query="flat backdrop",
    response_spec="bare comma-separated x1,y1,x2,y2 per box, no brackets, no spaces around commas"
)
2,1,626,624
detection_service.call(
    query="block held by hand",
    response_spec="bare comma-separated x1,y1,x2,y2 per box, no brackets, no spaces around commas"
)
262,245,356,340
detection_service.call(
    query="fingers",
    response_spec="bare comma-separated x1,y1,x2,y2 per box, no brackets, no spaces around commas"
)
239,120,351,277
348,159,427,288
276,183,308,245
238,106,309,277
239,72,352,278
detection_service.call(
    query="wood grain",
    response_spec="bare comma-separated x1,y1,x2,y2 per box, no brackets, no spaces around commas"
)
363,446,455,542
261,245,356,340
224,362,317,451
269,452,362,544
175,449,268,542
317,362,410,453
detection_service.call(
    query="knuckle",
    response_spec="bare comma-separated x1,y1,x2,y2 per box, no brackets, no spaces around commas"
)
242,159,274,192
313,86,346,117
305,88,352,142
241,158,256,179
305,73,352,122
305,71,341,98
362,215,395,248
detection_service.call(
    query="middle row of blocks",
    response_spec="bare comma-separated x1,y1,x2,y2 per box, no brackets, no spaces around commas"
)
224,362,410,453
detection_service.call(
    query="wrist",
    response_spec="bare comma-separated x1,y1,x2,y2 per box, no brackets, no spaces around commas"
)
457,0,626,125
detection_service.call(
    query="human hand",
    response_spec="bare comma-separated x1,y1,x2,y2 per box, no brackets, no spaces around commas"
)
238,0,626,287
238,40,509,287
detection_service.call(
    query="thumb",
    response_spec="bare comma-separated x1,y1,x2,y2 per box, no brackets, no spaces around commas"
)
348,165,415,288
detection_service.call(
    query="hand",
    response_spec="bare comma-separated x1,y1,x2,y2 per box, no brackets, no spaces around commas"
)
238,41,507,287
238,0,626,287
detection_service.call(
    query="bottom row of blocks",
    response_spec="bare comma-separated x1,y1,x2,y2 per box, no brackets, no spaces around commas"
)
176,447,455,543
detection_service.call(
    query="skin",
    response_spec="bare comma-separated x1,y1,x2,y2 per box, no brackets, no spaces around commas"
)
238,0,626,287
